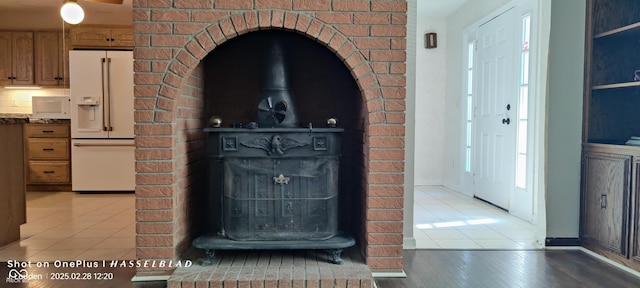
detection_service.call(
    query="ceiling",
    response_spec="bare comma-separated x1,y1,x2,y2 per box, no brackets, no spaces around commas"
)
0,0,467,30
0,0,132,30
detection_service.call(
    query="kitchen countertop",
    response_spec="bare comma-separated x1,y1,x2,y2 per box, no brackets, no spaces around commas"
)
0,113,30,124
0,113,70,124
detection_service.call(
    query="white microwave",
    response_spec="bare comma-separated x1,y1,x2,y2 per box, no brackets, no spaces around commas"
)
31,96,71,119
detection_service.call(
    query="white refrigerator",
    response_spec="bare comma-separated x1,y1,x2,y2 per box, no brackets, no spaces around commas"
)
69,50,135,192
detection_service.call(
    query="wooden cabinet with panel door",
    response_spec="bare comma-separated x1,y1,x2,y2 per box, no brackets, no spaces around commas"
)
631,159,640,266
34,31,69,87
0,31,34,86
70,25,133,48
581,150,631,259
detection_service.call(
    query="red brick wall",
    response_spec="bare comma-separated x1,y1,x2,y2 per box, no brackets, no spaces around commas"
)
133,0,407,275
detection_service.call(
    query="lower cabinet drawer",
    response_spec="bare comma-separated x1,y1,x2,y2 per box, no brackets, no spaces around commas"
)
28,139,69,160
28,162,70,183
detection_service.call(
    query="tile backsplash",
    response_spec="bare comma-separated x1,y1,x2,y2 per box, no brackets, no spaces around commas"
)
0,88,70,114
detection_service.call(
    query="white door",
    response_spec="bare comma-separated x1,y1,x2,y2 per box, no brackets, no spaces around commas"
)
70,51,134,139
473,8,517,210
70,50,109,139
105,51,134,139
71,139,135,191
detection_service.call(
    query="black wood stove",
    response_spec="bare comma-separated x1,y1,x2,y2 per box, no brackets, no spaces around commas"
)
193,36,354,265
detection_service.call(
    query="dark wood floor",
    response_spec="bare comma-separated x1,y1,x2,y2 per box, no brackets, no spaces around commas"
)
376,250,640,288
2,250,639,287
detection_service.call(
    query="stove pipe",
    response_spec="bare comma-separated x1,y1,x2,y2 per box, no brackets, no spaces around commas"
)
256,36,300,128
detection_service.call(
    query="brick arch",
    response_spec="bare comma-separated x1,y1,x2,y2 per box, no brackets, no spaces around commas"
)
134,8,405,275
155,10,382,118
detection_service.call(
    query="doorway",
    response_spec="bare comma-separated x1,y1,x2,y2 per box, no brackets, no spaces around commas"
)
462,1,537,222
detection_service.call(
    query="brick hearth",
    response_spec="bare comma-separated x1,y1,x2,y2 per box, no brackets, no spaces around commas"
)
167,248,373,288
132,0,407,282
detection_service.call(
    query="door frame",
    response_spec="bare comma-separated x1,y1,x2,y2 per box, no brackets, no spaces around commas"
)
460,0,540,222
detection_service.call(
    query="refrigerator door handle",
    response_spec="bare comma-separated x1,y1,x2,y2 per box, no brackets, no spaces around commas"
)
106,57,113,132
101,58,107,132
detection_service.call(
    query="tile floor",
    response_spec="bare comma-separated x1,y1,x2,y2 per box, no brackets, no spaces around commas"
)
0,191,135,262
0,186,540,262
413,185,543,250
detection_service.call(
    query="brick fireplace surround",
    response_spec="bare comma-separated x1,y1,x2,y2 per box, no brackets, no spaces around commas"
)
132,0,407,285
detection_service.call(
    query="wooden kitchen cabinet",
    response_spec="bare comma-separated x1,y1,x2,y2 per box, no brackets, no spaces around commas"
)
0,31,34,86
24,123,71,190
70,25,133,48
109,27,134,47
34,31,68,87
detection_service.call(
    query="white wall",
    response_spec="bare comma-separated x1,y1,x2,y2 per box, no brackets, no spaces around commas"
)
413,15,447,186
403,0,417,249
0,88,70,114
545,0,585,238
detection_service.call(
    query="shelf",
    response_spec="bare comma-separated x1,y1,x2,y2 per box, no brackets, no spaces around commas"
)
592,82,640,90
583,142,640,156
594,21,640,39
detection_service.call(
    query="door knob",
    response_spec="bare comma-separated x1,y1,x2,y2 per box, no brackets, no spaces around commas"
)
502,118,510,125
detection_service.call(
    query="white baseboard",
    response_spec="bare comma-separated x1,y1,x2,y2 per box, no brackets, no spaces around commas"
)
131,275,171,282
403,237,416,249
414,180,443,186
442,182,460,192
372,271,407,278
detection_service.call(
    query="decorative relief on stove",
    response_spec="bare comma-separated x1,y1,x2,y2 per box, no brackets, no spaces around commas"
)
273,174,291,185
283,201,294,216
255,175,268,198
313,137,328,151
241,134,308,156
232,176,241,198
256,202,268,216
222,136,238,151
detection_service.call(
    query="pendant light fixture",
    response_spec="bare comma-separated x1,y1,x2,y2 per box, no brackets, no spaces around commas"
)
60,0,85,25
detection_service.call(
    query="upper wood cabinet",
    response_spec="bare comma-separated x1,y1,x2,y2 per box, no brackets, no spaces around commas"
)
70,25,133,48
109,27,134,47
0,31,34,86
34,31,67,87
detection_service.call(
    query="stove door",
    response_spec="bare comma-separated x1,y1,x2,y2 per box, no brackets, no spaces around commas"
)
223,157,338,241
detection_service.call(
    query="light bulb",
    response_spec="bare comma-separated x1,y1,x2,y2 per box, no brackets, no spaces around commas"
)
60,1,84,25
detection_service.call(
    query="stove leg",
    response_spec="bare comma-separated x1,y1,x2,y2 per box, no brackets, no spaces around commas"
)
202,249,216,266
326,249,344,264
